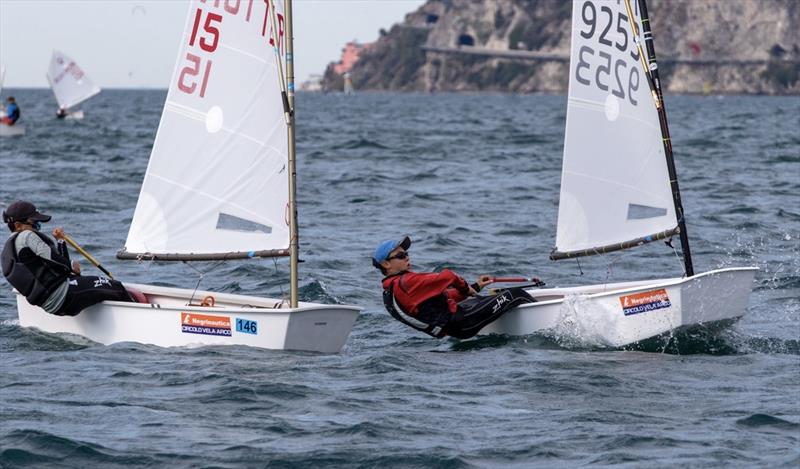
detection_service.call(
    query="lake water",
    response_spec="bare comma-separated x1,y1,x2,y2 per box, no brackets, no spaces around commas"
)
1,90,798,467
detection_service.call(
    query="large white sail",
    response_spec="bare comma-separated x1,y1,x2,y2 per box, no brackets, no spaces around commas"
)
553,0,677,258
123,0,290,259
46,50,101,110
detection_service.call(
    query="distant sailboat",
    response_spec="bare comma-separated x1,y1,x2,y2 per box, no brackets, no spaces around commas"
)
0,67,26,137
480,0,757,346
46,50,101,120
15,0,361,352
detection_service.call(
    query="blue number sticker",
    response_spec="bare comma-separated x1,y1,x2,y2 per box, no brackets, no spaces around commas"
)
235,318,258,335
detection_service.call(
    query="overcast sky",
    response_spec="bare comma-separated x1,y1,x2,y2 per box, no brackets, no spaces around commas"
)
0,0,426,88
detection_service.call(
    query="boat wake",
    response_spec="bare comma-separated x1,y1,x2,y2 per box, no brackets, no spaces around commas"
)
543,293,627,350
449,329,800,356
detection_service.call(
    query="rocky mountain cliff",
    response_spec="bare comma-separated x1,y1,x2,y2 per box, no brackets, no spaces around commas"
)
323,0,800,94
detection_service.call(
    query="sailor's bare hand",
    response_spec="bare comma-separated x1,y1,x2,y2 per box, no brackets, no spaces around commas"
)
71,260,81,275
52,227,66,240
477,274,493,289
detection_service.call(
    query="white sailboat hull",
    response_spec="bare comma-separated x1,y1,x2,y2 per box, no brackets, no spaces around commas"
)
481,267,757,347
16,283,360,353
63,109,84,120
0,124,25,137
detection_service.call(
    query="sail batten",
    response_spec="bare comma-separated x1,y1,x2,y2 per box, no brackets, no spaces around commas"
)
121,0,290,260
554,0,677,258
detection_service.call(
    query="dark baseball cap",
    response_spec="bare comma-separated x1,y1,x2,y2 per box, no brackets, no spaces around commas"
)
2,200,52,224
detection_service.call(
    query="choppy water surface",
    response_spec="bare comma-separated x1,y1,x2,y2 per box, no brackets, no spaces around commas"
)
1,90,798,468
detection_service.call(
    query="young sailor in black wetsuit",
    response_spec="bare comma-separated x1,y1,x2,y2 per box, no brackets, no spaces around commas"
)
1,200,135,316
373,236,536,339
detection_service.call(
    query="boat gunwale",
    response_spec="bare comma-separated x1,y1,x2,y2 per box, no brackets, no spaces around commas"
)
517,266,758,309
14,280,362,315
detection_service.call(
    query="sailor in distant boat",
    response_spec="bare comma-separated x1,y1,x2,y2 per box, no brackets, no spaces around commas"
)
1,201,136,316
1,97,20,125
56,107,67,119
374,236,535,339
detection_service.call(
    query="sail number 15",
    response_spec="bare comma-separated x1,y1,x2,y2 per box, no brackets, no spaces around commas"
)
178,8,222,98
176,2,284,99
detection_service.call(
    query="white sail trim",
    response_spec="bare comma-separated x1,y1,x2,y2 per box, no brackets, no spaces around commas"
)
46,50,101,110
124,0,290,257
555,0,677,255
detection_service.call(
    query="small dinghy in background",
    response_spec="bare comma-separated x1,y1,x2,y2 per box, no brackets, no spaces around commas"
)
480,0,757,347
0,67,26,137
0,124,25,137
46,50,101,120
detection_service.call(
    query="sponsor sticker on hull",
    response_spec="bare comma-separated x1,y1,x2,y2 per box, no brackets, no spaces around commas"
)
619,288,672,316
181,313,232,337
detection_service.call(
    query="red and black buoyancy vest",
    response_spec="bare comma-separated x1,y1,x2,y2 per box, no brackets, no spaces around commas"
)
1,231,72,306
381,271,464,338
383,282,449,338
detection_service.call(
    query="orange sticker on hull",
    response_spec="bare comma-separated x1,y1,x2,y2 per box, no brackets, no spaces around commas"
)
181,313,232,336
619,288,671,316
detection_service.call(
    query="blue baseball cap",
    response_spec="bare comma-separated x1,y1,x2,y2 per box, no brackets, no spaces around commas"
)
372,236,411,269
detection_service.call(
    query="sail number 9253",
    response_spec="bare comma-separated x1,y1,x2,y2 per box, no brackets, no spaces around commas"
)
575,0,641,106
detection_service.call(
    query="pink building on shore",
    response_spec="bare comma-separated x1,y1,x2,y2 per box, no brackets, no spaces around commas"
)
333,41,370,75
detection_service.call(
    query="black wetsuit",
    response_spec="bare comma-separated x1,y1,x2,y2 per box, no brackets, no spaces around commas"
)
445,287,535,339
57,275,133,316
383,282,534,340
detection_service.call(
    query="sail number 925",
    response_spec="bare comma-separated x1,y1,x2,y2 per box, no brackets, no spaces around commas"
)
575,1,641,106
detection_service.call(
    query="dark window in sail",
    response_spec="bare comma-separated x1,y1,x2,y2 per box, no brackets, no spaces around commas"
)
627,204,667,220
216,213,272,234
458,34,475,47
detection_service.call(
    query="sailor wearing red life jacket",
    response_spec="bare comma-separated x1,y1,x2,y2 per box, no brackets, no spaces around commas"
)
374,236,534,339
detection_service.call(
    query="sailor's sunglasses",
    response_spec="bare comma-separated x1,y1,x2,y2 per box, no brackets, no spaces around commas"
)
387,251,408,261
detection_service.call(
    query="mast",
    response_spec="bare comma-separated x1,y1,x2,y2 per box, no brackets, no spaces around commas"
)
635,0,694,276
285,0,299,306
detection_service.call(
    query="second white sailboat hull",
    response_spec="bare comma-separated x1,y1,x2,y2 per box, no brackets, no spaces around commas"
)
63,109,84,120
481,267,757,347
16,283,360,353
0,124,25,137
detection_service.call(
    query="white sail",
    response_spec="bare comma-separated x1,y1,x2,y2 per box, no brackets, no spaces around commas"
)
0,66,5,95
46,50,101,110
123,0,290,258
554,0,677,257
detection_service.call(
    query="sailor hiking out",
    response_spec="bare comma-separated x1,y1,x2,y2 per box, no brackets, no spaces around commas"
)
374,236,535,339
